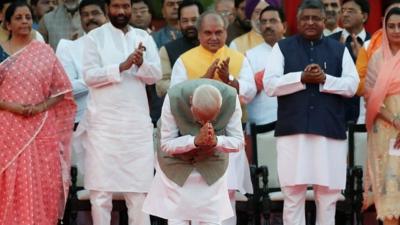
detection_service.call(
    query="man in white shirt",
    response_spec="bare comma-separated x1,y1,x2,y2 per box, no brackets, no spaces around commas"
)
170,12,256,225
56,0,107,127
245,5,286,125
143,81,244,225
77,0,161,224
263,1,359,225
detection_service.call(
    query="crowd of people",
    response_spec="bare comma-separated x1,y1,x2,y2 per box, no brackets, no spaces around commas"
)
0,0,400,225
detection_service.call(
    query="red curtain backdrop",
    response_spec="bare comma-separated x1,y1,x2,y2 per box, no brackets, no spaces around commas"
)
283,0,382,36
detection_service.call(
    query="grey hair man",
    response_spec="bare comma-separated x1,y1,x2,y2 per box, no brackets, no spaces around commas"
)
263,0,359,225
143,80,244,225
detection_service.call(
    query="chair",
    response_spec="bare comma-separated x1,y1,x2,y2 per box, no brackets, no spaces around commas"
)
250,122,364,225
62,166,129,225
63,167,167,225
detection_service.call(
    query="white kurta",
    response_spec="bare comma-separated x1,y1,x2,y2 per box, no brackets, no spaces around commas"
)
263,43,359,190
245,42,277,125
143,96,244,222
56,37,88,122
170,52,255,194
77,23,161,192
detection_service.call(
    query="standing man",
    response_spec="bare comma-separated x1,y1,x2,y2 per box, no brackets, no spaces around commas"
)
170,11,256,225
330,0,370,123
78,0,161,224
152,0,183,48
322,0,342,35
263,1,359,225
156,0,203,97
56,0,107,129
129,0,153,33
39,0,84,50
144,80,244,225
226,0,251,44
245,5,286,125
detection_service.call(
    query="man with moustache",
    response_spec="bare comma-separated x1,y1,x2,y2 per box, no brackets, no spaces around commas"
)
56,0,107,129
226,0,251,44
263,1,359,225
76,0,161,224
245,5,286,125
330,0,370,123
39,0,84,49
322,0,342,36
156,0,204,97
229,0,281,54
170,11,256,225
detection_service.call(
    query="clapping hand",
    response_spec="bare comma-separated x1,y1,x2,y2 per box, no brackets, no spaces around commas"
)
119,42,146,72
202,59,220,79
217,57,230,83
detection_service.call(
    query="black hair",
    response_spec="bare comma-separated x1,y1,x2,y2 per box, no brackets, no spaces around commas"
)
297,0,326,16
79,0,106,15
342,0,370,14
0,0,15,11
383,0,400,15
105,0,133,5
259,5,286,22
385,6,400,27
5,0,32,24
177,0,204,20
234,0,245,8
4,1,33,40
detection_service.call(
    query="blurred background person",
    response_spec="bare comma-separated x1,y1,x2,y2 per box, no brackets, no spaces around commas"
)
226,0,251,44
31,0,57,29
215,0,236,25
230,0,281,54
130,0,153,33
152,0,183,48
322,0,342,35
156,0,203,98
39,0,84,50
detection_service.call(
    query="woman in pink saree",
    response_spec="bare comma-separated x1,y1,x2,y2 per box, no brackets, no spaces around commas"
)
0,2,76,225
364,6,400,225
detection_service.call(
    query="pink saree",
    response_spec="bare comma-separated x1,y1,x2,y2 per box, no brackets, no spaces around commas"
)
0,41,76,225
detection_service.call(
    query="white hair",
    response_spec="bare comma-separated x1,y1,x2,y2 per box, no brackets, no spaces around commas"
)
192,84,223,113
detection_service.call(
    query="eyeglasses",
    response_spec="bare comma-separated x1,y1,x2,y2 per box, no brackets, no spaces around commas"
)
132,8,149,15
219,11,233,17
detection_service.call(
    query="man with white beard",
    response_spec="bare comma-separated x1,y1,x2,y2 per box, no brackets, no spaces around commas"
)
39,0,84,49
